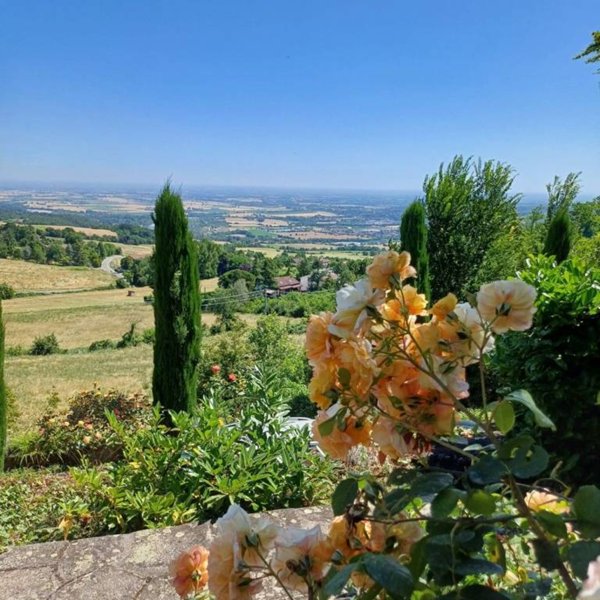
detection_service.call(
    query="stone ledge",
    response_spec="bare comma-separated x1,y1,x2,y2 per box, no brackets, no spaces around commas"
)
0,506,331,600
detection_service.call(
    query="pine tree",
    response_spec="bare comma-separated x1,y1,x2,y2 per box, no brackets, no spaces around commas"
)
544,207,572,263
400,200,431,300
0,299,6,471
152,184,202,417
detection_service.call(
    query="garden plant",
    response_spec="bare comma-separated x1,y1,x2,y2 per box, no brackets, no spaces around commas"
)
168,249,600,599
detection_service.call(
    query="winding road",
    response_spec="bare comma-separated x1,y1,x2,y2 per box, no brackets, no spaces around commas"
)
100,255,124,279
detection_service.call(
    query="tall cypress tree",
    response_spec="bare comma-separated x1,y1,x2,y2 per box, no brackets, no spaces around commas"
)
0,299,6,471
400,200,431,300
152,184,201,417
544,207,572,264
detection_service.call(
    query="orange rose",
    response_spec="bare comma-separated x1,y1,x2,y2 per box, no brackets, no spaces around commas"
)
367,251,416,290
313,406,372,460
170,546,209,598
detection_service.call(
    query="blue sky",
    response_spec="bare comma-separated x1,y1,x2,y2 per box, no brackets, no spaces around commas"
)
1,0,598,194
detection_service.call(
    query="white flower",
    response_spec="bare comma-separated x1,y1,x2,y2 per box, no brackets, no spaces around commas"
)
579,556,600,599
328,279,384,338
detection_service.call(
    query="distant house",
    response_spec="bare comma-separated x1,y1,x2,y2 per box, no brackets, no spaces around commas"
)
275,276,302,293
300,275,310,292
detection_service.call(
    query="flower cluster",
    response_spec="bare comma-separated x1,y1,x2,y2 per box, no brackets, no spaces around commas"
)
305,250,537,462
171,503,424,599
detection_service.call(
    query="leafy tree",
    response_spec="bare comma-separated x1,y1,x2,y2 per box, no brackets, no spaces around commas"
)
575,31,600,73
544,207,572,263
0,299,5,470
152,184,202,417
571,196,600,238
423,156,519,300
400,200,431,299
197,239,221,279
546,172,581,222
219,269,256,289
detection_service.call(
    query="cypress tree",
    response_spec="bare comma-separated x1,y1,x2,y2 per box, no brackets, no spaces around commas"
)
400,200,431,300
0,299,6,471
152,184,201,417
544,207,572,263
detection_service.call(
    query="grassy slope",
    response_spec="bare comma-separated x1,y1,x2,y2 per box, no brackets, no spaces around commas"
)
0,258,114,293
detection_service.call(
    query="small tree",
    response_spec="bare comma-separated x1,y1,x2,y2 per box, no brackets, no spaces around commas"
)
400,200,431,299
545,172,580,223
544,207,572,263
0,300,6,471
152,184,202,417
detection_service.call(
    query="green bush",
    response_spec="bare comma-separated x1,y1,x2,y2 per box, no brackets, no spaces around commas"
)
492,256,600,486
88,339,116,352
0,283,15,300
244,291,335,318
29,334,60,356
73,382,334,533
7,388,152,468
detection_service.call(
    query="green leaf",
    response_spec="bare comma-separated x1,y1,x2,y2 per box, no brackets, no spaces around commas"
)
431,488,462,518
410,472,454,498
454,558,504,576
318,414,337,437
493,400,515,434
464,489,496,516
320,564,357,597
361,553,414,599
498,435,549,479
331,479,358,516
532,538,561,571
574,485,600,538
567,541,600,579
468,455,508,485
536,510,568,539
504,389,556,430
338,367,351,388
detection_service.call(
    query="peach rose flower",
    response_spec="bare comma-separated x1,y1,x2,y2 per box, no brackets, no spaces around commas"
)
381,286,428,327
308,364,337,410
208,504,279,600
476,280,537,333
272,526,333,592
305,311,337,365
170,546,209,598
579,556,600,600
430,293,458,320
312,404,372,460
367,250,416,290
328,515,386,559
524,490,569,515
372,416,413,459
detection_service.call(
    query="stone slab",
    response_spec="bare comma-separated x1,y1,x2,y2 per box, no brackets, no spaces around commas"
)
0,506,331,600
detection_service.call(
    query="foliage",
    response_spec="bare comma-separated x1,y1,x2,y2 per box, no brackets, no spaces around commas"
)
7,388,152,468
571,196,600,239
545,172,581,223
0,300,5,471
152,184,202,417
118,255,154,287
72,379,333,534
29,333,61,356
422,155,520,300
544,207,572,263
245,290,336,318
574,30,600,72
492,256,600,486
400,200,431,299
0,222,120,267
0,468,104,550
218,269,256,290
0,283,15,300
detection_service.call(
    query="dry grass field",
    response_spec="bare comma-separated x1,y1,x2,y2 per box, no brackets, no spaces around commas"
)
35,224,118,238
118,243,154,259
0,259,114,293
6,345,154,437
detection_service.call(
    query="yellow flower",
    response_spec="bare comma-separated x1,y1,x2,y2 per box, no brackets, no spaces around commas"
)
170,546,209,598
335,337,379,400
367,251,416,290
272,526,333,592
430,293,458,320
381,286,428,327
308,365,337,410
476,280,537,333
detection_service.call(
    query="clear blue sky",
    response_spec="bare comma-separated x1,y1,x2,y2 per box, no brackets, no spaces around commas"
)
1,0,598,194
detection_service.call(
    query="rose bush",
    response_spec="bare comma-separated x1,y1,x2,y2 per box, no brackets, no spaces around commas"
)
170,250,600,599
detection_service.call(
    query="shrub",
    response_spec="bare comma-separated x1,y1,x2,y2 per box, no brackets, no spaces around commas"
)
116,322,141,349
73,383,334,533
400,199,431,298
0,283,15,300
544,206,572,263
29,333,60,356
8,388,152,468
492,256,600,485
88,339,116,352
